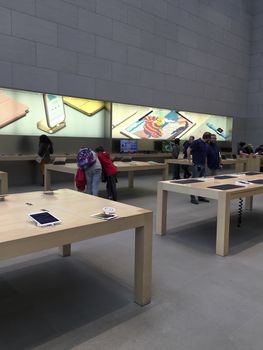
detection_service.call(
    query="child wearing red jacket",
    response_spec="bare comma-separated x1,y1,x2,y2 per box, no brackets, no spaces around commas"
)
95,146,118,201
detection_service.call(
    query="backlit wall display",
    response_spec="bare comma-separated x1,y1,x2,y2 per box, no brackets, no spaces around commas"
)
0,87,106,137
112,103,233,141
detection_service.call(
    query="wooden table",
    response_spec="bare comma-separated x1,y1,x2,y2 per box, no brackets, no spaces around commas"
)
0,189,152,305
112,152,172,160
44,161,166,191
0,153,77,162
0,171,8,194
164,158,247,179
156,173,263,256
238,155,261,172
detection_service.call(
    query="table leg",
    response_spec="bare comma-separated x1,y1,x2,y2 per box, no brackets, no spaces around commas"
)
156,185,168,235
44,167,51,191
245,196,253,210
135,212,152,306
216,192,230,256
164,163,169,180
162,167,167,180
128,171,134,189
0,173,8,194
58,244,71,257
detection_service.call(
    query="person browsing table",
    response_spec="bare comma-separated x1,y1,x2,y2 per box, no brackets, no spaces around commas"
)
187,132,211,204
206,134,223,176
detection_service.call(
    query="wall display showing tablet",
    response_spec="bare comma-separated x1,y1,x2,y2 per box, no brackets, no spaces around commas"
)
112,102,233,141
178,111,233,141
63,96,105,116
0,91,29,128
0,87,106,137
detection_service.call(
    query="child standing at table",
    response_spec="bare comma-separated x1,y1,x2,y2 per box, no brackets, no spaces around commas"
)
95,146,118,201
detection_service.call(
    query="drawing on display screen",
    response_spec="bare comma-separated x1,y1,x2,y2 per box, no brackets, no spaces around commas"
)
120,110,195,140
63,96,105,116
37,94,66,134
0,92,29,128
206,122,229,140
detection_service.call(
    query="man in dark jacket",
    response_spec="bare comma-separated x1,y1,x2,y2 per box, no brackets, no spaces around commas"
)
182,136,194,178
207,134,222,176
187,132,211,204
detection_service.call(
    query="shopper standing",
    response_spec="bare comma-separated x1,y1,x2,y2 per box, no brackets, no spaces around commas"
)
182,136,195,178
38,134,53,186
206,134,222,176
77,148,102,196
187,132,211,204
95,146,118,201
172,138,180,179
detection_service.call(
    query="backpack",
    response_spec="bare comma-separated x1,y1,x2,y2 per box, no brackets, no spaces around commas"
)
77,148,96,170
75,168,86,191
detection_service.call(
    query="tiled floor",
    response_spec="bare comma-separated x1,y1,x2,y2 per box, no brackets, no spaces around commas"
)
1,174,263,350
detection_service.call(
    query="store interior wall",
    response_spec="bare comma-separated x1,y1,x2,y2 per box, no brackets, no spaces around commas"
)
247,0,263,147
0,0,260,182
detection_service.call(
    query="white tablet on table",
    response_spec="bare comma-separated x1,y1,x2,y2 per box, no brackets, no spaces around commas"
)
28,211,61,227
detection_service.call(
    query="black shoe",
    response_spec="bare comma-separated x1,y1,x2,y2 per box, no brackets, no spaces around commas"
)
198,197,209,202
191,198,199,205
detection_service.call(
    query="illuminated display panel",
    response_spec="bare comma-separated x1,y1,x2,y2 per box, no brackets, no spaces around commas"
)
112,103,233,141
0,87,106,137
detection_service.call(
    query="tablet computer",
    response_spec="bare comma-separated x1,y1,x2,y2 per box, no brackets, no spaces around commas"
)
120,110,195,139
0,92,29,128
63,96,104,116
28,211,61,227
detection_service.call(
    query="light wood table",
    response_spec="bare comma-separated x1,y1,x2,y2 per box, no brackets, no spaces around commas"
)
164,158,247,179
0,153,77,162
0,189,152,306
156,173,263,256
0,171,8,194
44,161,166,191
112,152,172,159
238,155,261,172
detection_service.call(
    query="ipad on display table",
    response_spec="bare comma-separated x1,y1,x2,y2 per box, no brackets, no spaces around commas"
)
28,211,61,227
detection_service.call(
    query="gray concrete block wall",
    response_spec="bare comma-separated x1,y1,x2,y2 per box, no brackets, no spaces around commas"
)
247,0,263,146
0,0,254,140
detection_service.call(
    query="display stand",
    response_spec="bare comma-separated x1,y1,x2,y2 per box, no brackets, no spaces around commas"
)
37,120,66,134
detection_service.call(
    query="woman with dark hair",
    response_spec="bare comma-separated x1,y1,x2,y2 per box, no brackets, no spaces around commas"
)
38,134,54,185
238,142,254,155
237,141,246,155
255,144,263,155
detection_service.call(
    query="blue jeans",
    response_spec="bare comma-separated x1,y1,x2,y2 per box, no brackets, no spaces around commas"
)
191,164,205,201
192,164,205,178
85,168,102,196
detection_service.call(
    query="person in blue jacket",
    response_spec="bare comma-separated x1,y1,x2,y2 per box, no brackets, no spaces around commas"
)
187,131,211,205
206,134,222,176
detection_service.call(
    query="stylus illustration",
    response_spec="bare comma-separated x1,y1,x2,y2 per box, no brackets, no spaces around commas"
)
206,122,229,140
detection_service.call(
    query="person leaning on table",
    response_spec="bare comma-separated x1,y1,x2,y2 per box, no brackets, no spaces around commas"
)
255,144,263,155
206,134,223,176
95,146,118,201
187,131,211,205
38,134,53,186
182,135,195,178
172,138,181,180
